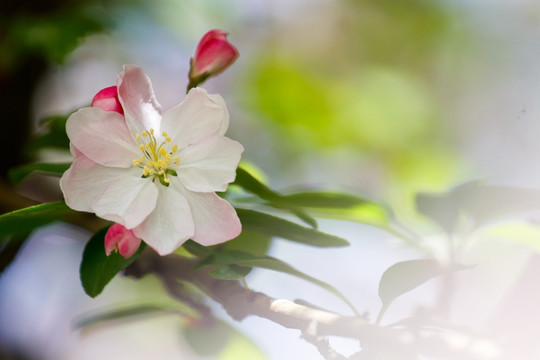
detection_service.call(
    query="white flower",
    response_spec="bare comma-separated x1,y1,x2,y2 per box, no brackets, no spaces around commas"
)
60,64,243,255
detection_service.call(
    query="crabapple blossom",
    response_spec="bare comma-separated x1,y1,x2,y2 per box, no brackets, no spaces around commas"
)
60,64,243,255
188,29,239,88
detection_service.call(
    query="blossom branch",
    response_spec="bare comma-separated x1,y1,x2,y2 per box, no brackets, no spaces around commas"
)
125,251,413,359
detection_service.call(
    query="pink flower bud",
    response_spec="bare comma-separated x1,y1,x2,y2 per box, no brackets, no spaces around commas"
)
91,86,124,114
104,223,141,259
188,30,239,87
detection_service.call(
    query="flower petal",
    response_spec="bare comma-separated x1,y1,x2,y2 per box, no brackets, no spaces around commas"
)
132,184,195,255
92,175,159,229
66,107,139,167
60,146,127,212
92,86,124,114
117,64,163,135
161,88,229,149
173,184,241,246
177,136,243,192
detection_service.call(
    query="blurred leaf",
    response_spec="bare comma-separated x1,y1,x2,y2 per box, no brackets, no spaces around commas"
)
0,233,29,274
8,162,70,183
209,265,251,280
0,201,73,239
236,208,349,247
183,240,212,258
75,305,182,330
198,250,358,315
9,10,104,64
377,259,469,323
80,227,146,298
274,191,371,209
416,181,540,233
234,167,318,228
184,318,267,359
218,229,272,257
24,115,70,154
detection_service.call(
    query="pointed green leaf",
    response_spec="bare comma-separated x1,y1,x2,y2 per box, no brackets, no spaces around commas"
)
236,208,348,247
0,201,73,239
198,250,358,314
8,162,71,183
233,167,280,201
80,227,146,298
377,259,470,323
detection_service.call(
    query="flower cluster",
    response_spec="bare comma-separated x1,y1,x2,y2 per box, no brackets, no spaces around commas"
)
60,64,243,256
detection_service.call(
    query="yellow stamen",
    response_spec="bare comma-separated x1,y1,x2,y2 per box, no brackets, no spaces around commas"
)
133,159,140,167
142,131,148,137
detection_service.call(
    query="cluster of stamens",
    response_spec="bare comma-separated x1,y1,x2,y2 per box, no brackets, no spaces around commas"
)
132,129,179,186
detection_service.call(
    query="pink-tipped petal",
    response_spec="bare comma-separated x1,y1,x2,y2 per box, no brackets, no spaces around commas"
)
173,184,241,246
177,136,243,192
66,107,139,168
161,88,229,149
92,86,124,114
133,184,195,256
117,65,163,136
105,223,141,259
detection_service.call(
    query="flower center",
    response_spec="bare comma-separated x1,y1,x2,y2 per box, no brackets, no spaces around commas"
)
132,128,179,186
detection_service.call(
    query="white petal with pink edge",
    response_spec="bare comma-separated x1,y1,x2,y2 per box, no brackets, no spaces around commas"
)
173,183,241,246
66,107,139,167
161,88,229,149
133,184,195,255
177,136,243,192
117,64,163,136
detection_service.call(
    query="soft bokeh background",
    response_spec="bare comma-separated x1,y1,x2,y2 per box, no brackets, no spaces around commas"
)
2,0,540,359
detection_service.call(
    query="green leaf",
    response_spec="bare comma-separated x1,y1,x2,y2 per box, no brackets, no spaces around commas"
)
273,191,370,209
0,201,73,239
0,233,29,274
8,162,71,183
233,167,280,201
377,259,469,323
198,250,359,315
209,265,251,280
236,208,349,247
24,115,70,154
80,227,146,298
416,181,540,233
74,305,180,329
183,240,212,258
217,229,272,257
184,318,267,359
